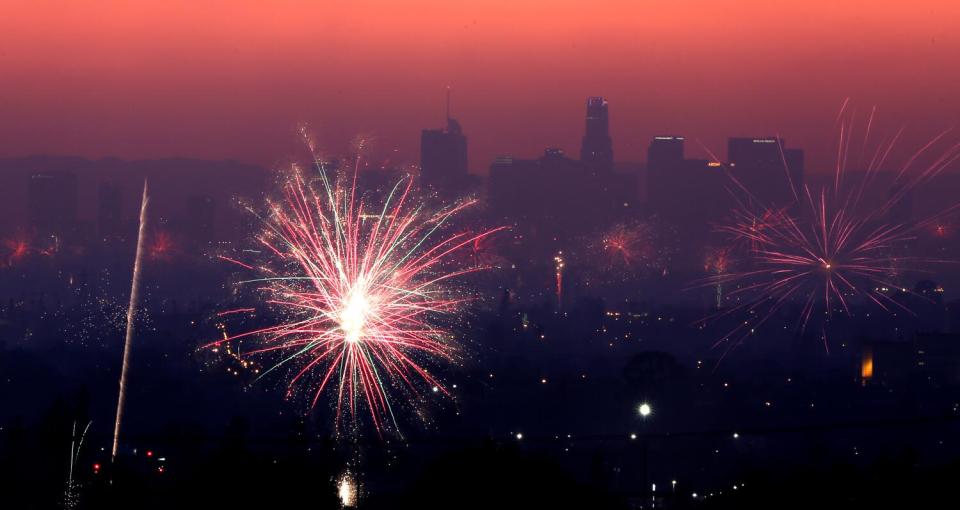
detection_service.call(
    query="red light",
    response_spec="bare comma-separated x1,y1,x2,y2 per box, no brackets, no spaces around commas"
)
93,463,101,471
146,450,153,457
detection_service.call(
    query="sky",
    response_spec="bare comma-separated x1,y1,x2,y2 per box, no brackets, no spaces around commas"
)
1,0,959,173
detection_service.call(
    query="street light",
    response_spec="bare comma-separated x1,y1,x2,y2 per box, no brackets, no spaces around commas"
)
636,402,653,505
638,402,652,417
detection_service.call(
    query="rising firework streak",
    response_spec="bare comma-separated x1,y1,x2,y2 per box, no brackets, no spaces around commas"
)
112,180,149,460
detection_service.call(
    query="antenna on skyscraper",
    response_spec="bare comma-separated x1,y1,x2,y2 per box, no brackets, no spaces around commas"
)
445,85,451,123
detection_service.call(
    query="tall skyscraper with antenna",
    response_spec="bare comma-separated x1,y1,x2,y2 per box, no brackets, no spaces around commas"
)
580,96,613,173
420,88,469,196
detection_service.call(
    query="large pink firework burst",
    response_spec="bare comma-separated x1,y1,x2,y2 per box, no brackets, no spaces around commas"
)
706,104,960,354
211,150,503,435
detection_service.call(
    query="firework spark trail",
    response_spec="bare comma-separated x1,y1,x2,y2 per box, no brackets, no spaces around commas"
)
702,105,960,358
704,246,733,309
209,148,503,435
112,180,148,460
65,420,92,510
554,251,565,309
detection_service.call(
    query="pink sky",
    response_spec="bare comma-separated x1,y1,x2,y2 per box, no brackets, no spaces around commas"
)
1,0,958,172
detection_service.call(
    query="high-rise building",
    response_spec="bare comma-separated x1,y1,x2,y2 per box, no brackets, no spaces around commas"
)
728,137,782,169
98,181,123,241
186,194,216,247
727,137,804,205
580,96,613,172
645,135,729,246
647,136,685,172
27,170,78,239
488,146,627,244
420,116,468,195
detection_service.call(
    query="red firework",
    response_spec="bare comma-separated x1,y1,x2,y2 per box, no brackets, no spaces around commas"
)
209,145,503,434
704,246,733,275
602,223,645,266
148,230,177,261
469,231,506,267
597,221,670,275
707,104,960,352
931,222,951,240
2,238,30,266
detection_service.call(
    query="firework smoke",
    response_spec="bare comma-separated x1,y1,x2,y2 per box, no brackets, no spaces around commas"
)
112,180,149,460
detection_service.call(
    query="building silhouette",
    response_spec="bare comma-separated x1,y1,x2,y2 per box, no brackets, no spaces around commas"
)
185,194,216,248
580,96,613,173
645,135,729,267
647,136,685,173
420,109,469,197
27,170,78,241
727,137,804,205
97,181,124,241
489,146,632,250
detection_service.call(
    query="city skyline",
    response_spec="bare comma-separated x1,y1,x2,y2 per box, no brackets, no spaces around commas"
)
2,1,958,173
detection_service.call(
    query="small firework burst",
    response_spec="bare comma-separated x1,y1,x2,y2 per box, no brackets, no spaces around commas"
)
704,245,733,276
601,223,649,267
2,237,30,266
593,220,673,279
147,230,177,261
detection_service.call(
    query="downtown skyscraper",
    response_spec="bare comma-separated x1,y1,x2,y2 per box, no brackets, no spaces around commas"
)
580,96,613,173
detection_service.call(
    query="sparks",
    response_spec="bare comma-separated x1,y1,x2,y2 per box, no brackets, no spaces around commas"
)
210,139,503,435
554,250,565,309
599,222,662,269
705,104,960,354
338,472,358,507
704,246,734,309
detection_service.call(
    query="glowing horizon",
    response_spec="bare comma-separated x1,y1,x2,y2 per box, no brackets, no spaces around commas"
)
2,1,958,172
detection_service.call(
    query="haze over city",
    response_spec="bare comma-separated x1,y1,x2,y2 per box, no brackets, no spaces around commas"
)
2,1,959,171
3,2,960,510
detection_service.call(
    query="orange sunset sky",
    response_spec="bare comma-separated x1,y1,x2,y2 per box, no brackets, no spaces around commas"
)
1,0,958,172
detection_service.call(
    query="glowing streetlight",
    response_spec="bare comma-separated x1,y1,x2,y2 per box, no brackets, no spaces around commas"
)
638,402,652,417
